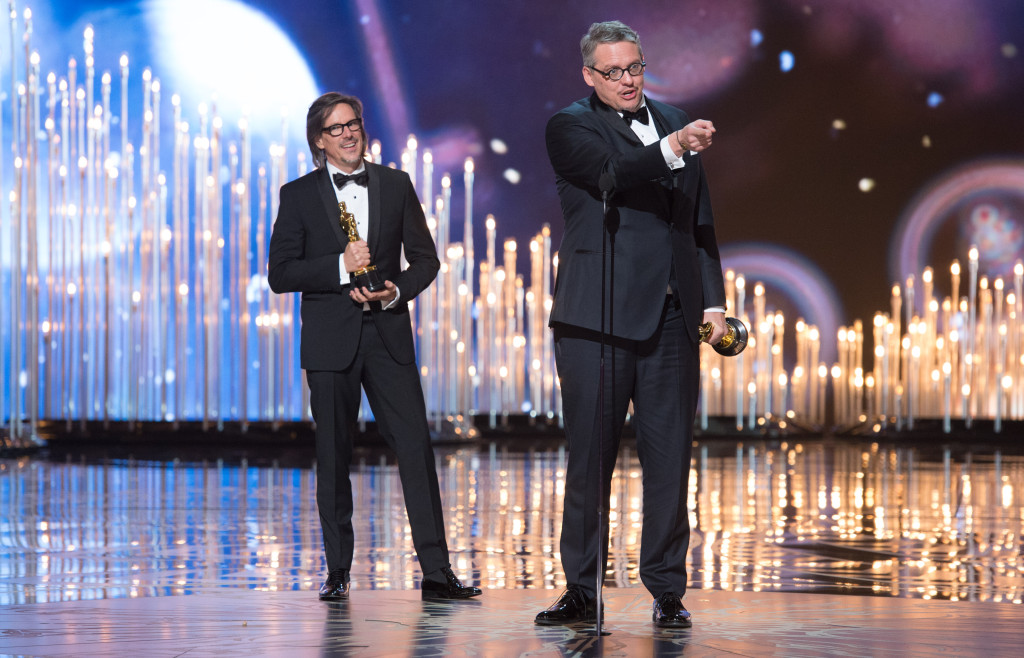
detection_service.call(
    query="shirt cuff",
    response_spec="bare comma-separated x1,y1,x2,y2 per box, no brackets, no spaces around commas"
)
382,285,401,310
660,136,686,170
339,255,350,286
704,306,726,314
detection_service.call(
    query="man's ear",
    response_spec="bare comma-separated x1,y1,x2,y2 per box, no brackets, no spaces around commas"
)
582,66,596,88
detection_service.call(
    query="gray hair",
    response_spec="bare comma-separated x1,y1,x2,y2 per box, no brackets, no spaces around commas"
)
580,21,643,68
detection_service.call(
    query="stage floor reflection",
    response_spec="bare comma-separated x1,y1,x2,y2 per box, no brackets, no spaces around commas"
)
2,438,1022,607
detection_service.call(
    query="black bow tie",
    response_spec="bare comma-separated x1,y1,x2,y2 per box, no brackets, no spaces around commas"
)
621,106,649,126
333,171,368,188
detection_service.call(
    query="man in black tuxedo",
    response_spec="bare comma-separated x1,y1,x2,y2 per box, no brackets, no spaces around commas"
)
268,92,481,602
535,21,726,628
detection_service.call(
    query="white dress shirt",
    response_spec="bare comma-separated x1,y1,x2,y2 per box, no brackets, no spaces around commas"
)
620,101,689,170
327,161,400,309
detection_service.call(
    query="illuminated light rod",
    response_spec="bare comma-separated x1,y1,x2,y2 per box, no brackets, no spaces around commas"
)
834,249,1024,433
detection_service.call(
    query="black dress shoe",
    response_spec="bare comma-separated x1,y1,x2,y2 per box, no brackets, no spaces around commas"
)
421,567,482,600
318,569,350,601
535,586,597,625
653,592,692,628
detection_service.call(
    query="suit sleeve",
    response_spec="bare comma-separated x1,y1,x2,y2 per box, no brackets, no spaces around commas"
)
391,175,440,301
545,111,671,197
267,182,346,294
693,159,727,308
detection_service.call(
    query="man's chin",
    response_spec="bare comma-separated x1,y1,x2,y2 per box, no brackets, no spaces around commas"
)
621,94,643,111
341,152,366,168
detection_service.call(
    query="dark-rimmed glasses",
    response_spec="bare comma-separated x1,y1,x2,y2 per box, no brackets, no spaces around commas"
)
588,61,646,81
322,118,363,137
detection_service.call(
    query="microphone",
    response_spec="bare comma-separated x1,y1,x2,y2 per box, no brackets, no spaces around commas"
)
599,172,613,201
599,173,617,236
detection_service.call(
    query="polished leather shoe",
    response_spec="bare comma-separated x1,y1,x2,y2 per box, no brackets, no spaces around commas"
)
318,569,350,601
535,586,597,625
653,593,692,628
421,567,482,600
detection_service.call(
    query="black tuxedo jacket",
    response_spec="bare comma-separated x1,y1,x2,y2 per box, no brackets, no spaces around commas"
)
267,162,439,371
545,93,725,342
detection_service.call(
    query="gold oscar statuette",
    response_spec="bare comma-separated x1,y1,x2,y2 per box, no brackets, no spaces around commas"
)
699,316,749,356
338,201,385,292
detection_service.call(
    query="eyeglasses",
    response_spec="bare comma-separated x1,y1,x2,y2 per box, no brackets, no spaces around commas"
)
322,118,363,137
588,61,646,82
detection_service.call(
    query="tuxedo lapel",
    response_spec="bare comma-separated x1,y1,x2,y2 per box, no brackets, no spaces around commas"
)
365,162,381,251
647,101,672,139
590,93,643,146
316,167,349,249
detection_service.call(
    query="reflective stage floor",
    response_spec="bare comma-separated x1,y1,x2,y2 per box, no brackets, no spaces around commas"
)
2,436,1023,655
5,587,1024,656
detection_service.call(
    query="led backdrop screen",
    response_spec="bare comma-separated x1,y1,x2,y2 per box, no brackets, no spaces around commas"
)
1,0,1022,423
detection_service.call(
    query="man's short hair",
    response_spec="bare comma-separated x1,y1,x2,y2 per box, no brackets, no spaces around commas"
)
580,21,643,68
305,92,367,169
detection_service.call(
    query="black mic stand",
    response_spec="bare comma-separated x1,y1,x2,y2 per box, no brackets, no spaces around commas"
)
587,173,616,638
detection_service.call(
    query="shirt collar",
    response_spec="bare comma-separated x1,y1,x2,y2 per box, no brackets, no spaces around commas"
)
326,161,367,178
617,96,648,118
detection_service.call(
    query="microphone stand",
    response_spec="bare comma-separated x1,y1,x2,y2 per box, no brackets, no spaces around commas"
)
591,173,616,637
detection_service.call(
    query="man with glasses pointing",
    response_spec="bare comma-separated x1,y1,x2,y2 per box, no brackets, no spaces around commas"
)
268,92,481,603
537,21,727,628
